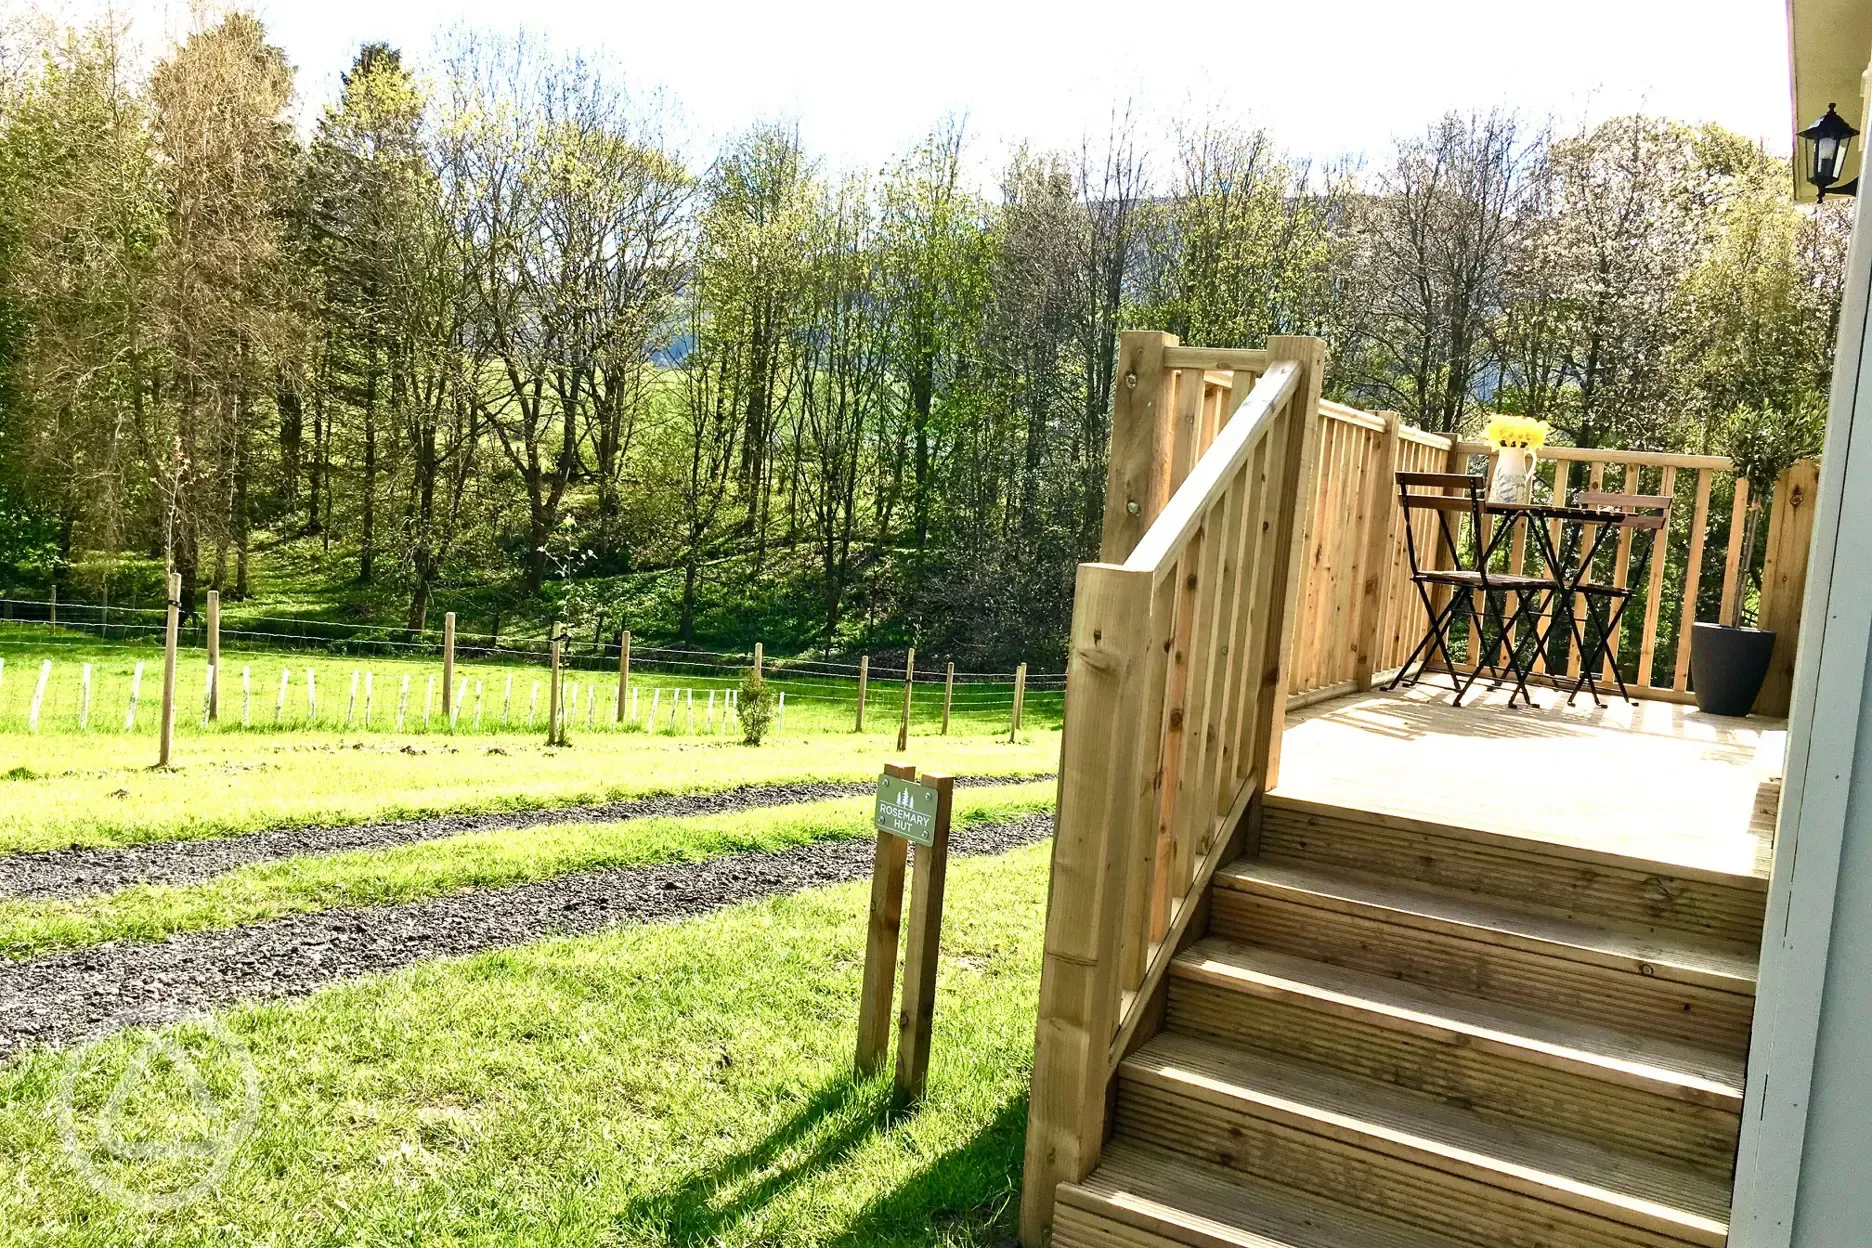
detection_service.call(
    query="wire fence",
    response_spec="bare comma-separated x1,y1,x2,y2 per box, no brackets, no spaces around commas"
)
0,599,1064,741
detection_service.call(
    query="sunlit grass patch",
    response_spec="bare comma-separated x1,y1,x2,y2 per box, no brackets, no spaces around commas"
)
0,842,1051,1247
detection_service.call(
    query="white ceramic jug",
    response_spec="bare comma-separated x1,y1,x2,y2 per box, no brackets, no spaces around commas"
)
1489,447,1537,505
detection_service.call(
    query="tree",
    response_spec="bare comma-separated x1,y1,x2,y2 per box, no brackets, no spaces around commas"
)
1351,110,1528,434
148,12,299,604
0,22,163,587
305,42,427,579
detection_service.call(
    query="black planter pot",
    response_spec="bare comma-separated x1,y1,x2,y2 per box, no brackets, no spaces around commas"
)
1690,622,1777,717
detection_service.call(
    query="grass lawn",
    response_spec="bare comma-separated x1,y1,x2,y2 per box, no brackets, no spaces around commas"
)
0,726,1060,856
0,781,1055,958
0,630,1064,742
0,841,1051,1247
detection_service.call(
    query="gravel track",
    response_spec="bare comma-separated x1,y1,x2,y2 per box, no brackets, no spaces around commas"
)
0,813,1054,1058
0,774,1054,900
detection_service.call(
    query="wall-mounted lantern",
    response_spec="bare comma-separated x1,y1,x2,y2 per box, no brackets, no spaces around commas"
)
1800,103,1860,199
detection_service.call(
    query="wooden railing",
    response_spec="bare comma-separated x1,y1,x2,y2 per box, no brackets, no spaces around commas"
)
1287,402,1458,705
1282,432,1817,715
1020,335,1325,1245
1018,330,1821,1244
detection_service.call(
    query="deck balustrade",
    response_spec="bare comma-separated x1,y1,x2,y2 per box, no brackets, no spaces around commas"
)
1020,330,1817,1245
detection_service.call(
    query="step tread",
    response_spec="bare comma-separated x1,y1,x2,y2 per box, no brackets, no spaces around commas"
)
1062,1140,1470,1248
1124,1032,1730,1243
1260,793,1770,889
1215,857,1759,992
1172,938,1744,1107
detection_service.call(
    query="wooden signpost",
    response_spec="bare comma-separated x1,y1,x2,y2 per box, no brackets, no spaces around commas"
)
855,762,954,1107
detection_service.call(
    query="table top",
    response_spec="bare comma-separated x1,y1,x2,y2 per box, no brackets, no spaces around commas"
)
1481,500,1649,525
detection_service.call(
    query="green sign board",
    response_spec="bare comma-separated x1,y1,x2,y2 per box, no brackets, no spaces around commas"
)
875,774,939,846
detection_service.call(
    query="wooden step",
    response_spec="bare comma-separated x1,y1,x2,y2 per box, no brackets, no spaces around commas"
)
1211,859,1757,1052
1258,795,1767,947
1117,1033,1731,1248
1168,939,1743,1176
1055,1140,1470,1248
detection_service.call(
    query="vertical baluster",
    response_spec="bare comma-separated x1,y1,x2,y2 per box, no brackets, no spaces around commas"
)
1637,465,1680,689
1673,469,1714,693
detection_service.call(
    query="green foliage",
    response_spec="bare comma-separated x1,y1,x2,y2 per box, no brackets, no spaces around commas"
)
738,666,775,745
0,14,1848,667
1722,398,1825,503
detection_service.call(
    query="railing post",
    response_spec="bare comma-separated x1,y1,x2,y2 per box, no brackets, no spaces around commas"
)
1352,411,1401,689
1100,331,1179,563
1755,459,1821,715
1020,564,1157,1247
1250,337,1326,792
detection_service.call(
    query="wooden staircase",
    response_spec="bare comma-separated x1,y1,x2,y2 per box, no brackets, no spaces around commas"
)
1048,793,1766,1248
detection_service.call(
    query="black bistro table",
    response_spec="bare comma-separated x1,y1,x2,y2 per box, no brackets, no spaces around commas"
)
1469,498,1647,705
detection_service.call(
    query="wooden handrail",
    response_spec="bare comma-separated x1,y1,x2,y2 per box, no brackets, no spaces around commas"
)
1021,337,1325,1246
1124,362,1300,578
1161,345,1271,372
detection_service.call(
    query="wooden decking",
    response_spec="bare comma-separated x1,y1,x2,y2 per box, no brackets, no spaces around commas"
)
1275,685,1785,881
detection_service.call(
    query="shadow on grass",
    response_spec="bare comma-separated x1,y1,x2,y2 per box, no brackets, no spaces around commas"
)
615,1073,1029,1248
826,1092,1028,1248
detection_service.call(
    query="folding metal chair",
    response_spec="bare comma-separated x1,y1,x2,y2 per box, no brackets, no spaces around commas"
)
1386,471,1553,707
1562,491,1673,707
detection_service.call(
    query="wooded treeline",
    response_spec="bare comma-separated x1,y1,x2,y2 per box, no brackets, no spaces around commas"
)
0,15,1848,661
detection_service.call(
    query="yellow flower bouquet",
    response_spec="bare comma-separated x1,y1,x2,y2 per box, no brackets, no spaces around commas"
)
1484,414,1552,451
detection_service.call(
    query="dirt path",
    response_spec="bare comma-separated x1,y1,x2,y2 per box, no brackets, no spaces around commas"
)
0,774,1053,900
0,813,1053,1058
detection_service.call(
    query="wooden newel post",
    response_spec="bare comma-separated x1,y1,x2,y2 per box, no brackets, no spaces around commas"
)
205,589,221,721
855,655,869,732
442,612,456,718
941,662,954,735
1352,411,1401,690
896,647,915,752
158,572,181,768
616,629,631,723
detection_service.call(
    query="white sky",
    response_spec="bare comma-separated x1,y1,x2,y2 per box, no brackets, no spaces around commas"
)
34,0,1798,182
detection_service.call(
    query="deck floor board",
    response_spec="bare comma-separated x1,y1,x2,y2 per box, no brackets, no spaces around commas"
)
1273,686,1783,880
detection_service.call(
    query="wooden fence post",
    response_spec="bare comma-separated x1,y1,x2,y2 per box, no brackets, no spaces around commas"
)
1009,663,1027,741
1352,412,1401,689
616,629,631,723
1755,459,1821,715
205,589,221,720
896,647,915,752
754,641,764,678
548,637,562,746
1251,337,1326,792
1101,331,1180,563
942,662,954,735
855,655,869,731
48,584,55,633
158,572,180,768
1019,565,1157,1246
895,771,954,1107
442,612,456,718
856,762,915,1076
